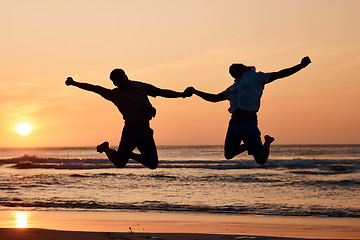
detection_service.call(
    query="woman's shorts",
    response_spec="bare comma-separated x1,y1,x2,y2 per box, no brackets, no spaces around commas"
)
224,118,264,155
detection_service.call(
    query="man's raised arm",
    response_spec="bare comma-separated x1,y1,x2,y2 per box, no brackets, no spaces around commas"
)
65,77,110,97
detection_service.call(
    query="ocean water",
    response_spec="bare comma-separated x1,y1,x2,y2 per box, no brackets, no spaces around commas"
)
0,145,359,218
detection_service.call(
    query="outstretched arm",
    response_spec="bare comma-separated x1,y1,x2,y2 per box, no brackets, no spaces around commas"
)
268,56,311,83
65,77,110,96
185,87,227,103
156,88,192,98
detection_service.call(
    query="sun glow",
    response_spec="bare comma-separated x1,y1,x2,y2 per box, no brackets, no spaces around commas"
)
16,212,28,228
16,123,32,136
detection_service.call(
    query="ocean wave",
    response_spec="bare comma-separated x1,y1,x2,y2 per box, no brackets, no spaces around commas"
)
2,172,357,189
1,198,359,218
1,155,359,173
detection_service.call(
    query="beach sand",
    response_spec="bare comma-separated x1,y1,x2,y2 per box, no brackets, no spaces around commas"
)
0,228,326,240
0,210,359,240
0,228,314,240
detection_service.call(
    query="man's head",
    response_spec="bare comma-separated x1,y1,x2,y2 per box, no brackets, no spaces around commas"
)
229,64,255,79
110,68,129,88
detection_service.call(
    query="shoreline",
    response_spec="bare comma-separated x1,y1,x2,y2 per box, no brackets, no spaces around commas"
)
0,210,359,239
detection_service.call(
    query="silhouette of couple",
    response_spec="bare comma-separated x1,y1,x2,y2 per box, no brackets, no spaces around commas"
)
66,56,311,169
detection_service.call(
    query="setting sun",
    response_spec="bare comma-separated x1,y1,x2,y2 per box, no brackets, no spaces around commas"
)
16,212,28,228
16,123,32,136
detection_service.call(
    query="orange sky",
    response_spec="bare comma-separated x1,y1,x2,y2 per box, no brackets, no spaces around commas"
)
1,0,359,147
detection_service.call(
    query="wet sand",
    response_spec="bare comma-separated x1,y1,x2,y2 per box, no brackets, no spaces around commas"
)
0,228,327,240
0,210,359,239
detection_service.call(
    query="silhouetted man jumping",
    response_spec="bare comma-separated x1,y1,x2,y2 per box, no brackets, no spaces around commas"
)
185,56,311,165
66,69,191,169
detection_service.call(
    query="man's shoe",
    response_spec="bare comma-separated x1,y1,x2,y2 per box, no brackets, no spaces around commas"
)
97,142,109,153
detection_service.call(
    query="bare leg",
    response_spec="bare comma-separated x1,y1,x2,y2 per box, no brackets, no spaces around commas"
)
263,135,275,160
253,135,275,165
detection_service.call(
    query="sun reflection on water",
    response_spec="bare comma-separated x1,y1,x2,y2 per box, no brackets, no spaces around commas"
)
15,212,28,228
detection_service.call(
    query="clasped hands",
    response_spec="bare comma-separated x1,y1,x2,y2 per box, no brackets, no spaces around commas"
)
182,87,196,98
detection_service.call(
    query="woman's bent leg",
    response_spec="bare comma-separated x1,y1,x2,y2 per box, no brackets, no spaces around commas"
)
224,120,247,160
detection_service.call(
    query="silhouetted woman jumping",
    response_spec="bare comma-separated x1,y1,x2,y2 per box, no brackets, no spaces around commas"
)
186,56,311,165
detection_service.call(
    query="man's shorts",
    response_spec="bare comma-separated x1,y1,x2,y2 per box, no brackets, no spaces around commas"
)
118,122,157,160
224,118,264,156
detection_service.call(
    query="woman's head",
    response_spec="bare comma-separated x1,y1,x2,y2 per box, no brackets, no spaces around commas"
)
229,64,255,78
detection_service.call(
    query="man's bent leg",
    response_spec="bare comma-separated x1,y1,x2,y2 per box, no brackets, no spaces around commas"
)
136,127,158,170
98,124,138,168
106,147,129,168
97,141,129,168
